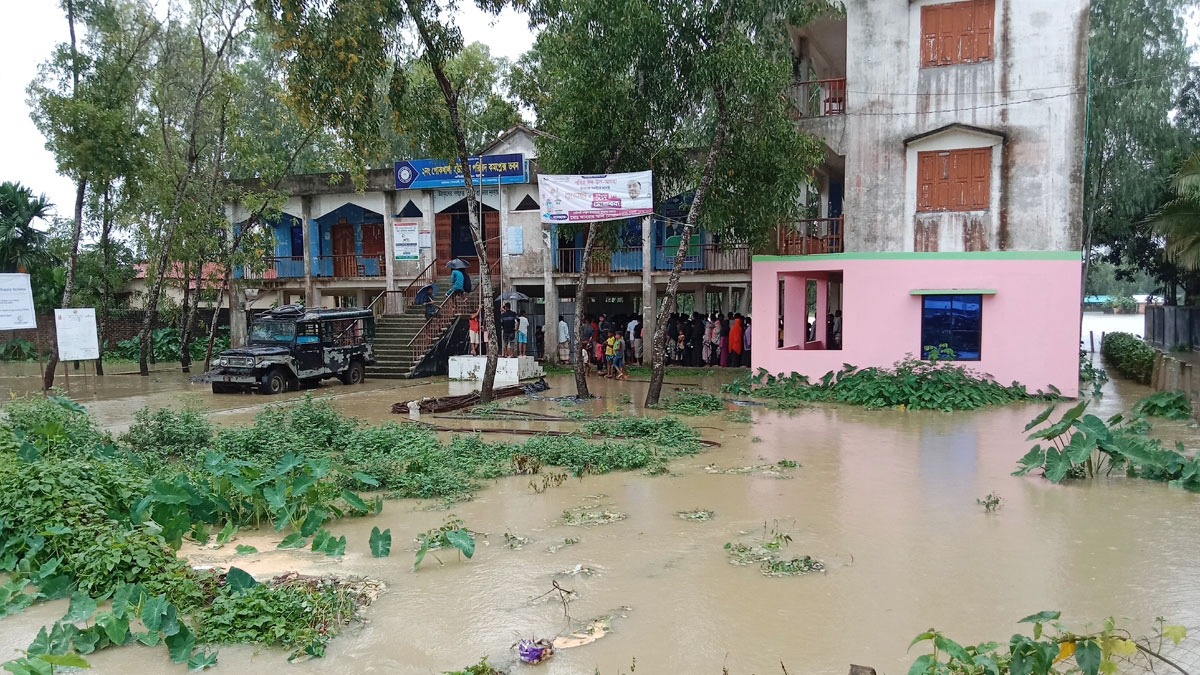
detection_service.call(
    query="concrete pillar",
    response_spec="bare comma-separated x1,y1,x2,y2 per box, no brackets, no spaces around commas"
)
815,276,829,345
641,215,656,349
229,278,247,347
738,283,751,315
422,190,436,274
1152,351,1165,390
383,191,397,292
783,275,806,348
720,287,733,314
301,195,316,306
542,225,560,364
694,283,709,315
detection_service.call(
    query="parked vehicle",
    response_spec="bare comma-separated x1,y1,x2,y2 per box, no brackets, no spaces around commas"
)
207,305,375,394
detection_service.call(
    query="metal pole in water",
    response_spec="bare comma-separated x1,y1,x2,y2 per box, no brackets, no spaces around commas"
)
1089,330,1094,353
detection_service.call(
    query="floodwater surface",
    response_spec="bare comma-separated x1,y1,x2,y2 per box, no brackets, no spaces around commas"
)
1,360,1199,675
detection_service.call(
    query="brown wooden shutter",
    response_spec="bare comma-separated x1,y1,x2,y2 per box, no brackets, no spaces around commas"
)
920,0,995,68
435,213,453,270
976,0,995,62
917,147,991,211
918,153,935,210
969,148,991,209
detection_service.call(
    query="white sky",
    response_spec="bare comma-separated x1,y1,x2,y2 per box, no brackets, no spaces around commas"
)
0,2,536,220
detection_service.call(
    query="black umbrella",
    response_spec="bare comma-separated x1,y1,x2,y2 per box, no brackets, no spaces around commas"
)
445,258,470,270
497,290,529,301
413,283,437,304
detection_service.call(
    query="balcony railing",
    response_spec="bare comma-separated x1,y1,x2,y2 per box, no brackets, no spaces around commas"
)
790,78,847,118
779,217,844,255
553,244,750,274
243,254,386,280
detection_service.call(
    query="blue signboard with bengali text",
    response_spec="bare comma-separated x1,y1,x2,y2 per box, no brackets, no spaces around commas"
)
394,153,527,189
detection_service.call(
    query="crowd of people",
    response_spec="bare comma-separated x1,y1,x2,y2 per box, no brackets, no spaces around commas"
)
556,311,753,375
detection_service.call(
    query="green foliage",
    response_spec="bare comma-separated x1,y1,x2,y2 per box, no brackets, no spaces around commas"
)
907,614,1186,675
657,390,726,416
107,327,231,363
1131,390,1192,420
2,394,110,456
121,403,214,463
369,527,391,558
724,355,1059,412
1015,400,1200,490
723,521,824,578
0,182,53,274
443,658,504,675
1079,350,1108,397
0,337,39,362
413,516,475,572
977,492,1002,513
195,579,357,658
1101,332,1156,384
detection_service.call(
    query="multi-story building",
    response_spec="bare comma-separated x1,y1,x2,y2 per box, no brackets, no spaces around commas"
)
754,0,1088,396
223,126,752,377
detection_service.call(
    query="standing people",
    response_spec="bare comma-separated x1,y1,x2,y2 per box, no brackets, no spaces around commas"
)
580,317,595,371
832,309,842,349
468,306,481,355
611,330,628,379
626,315,639,364
517,310,530,357
702,314,714,366
499,303,518,357
633,316,643,365
729,313,744,367
719,313,731,367
742,316,752,366
709,313,723,366
595,330,607,374
558,316,571,364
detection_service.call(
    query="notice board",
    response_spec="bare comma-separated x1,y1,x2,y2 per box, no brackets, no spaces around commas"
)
55,308,99,361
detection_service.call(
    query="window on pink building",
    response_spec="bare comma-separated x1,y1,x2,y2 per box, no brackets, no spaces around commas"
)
920,294,982,360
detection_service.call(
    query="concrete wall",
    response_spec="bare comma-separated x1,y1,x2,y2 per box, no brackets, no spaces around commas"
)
824,0,1088,253
750,252,1083,397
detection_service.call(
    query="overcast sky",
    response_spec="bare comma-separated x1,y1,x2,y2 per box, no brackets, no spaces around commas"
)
0,2,536,220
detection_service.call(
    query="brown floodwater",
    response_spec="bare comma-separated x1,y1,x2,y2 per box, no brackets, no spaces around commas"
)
2,358,1199,675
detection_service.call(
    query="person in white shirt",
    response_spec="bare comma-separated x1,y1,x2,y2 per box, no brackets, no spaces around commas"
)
557,316,570,363
517,311,530,356
626,316,639,364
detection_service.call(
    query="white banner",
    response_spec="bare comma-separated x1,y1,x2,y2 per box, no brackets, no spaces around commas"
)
539,171,653,223
393,221,419,260
55,308,99,361
0,273,36,330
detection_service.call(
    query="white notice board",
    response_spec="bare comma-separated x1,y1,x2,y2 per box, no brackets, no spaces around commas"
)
393,221,419,260
507,225,524,254
55,308,99,361
0,273,37,329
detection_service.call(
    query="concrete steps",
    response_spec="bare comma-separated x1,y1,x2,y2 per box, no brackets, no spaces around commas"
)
367,283,471,379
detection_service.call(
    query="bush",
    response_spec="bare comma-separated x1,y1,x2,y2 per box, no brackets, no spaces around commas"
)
723,353,1059,412
1,394,110,456
0,337,37,361
1101,331,1155,384
1132,390,1192,420
211,394,360,464
121,403,214,463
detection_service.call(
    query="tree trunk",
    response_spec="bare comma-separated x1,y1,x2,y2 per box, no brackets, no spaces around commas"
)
646,89,728,406
203,275,228,372
179,257,204,372
43,177,87,390
95,187,113,376
409,8,500,402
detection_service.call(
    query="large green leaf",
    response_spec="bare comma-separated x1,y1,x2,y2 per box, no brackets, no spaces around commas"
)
1043,448,1071,483
1017,610,1061,623
225,567,257,594
187,650,218,672
369,527,391,558
299,506,327,537
262,482,286,511
37,653,90,668
907,653,935,675
1012,445,1046,476
934,635,972,665
445,529,475,558
165,624,195,664
95,612,129,644
276,533,306,549
1063,432,1094,465
341,489,368,512
1074,639,1101,675
1024,404,1057,431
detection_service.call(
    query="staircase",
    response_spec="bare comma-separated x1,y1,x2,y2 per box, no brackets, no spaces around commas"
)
367,275,473,379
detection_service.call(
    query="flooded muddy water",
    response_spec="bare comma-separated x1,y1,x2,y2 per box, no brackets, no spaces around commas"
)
2,360,1199,674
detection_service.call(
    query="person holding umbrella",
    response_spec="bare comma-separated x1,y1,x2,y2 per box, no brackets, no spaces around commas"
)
445,259,470,299
413,282,439,318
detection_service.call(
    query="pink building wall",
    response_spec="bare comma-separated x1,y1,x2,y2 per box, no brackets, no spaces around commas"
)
751,252,1082,398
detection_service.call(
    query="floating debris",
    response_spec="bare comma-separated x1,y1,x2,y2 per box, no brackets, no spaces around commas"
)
553,615,616,649
515,638,556,664
704,459,799,477
546,538,580,553
503,532,530,549
562,505,627,526
676,509,715,521
557,563,600,577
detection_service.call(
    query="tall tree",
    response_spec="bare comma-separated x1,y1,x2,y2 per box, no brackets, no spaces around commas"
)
1148,151,1200,303
29,0,157,386
519,0,682,397
641,0,824,405
1083,0,1194,303
255,0,524,403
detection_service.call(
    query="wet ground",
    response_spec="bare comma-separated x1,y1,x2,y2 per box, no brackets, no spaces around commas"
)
2,356,1199,675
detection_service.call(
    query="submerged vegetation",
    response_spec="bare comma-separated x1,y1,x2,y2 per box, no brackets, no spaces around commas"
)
1014,396,1199,488
724,521,824,577
723,350,1060,411
908,612,1187,675
0,393,706,669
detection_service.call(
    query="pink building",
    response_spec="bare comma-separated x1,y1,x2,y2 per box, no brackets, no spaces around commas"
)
751,252,1082,397
759,1,1089,397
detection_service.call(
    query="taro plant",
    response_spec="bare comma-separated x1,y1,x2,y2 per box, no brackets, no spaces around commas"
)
1131,390,1192,420
977,492,1002,512
1079,348,1108,397
412,516,476,572
908,611,1186,675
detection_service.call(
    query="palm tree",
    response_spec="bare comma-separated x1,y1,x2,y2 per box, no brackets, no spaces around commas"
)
0,181,53,273
1150,152,1200,270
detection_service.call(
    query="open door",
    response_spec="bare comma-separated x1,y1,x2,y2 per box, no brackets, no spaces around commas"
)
332,223,355,277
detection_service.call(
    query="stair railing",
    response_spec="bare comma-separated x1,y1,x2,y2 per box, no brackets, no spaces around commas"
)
367,260,436,319
403,284,481,362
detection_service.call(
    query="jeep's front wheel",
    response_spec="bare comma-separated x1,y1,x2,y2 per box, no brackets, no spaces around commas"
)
259,368,288,395
340,361,365,386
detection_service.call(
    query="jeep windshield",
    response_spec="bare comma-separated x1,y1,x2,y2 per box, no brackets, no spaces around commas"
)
248,321,296,344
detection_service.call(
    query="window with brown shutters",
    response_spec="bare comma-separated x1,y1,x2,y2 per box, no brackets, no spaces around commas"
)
921,0,995,68
917,148,991,212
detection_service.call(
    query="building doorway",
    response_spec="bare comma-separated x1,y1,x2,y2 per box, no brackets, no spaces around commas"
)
435,198,499,276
